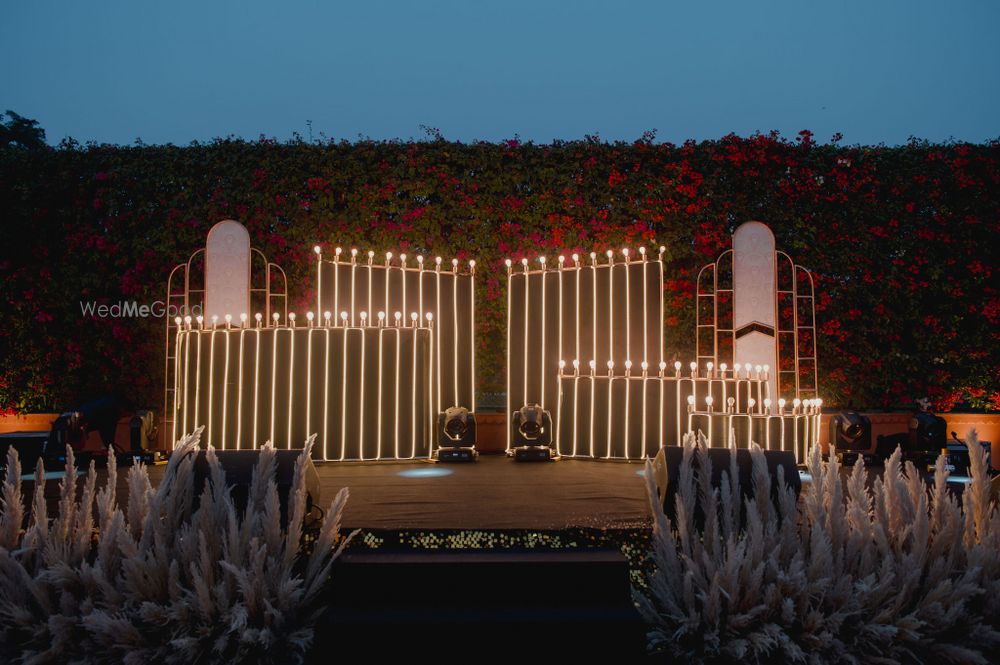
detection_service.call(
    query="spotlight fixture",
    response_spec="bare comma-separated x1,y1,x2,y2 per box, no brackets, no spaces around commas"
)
512,404,553,461
830,411,872,458
436,406,478,462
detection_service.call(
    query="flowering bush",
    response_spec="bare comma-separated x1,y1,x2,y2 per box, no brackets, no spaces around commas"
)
0,133,997,412
636,431,1000,663
0,428,355,664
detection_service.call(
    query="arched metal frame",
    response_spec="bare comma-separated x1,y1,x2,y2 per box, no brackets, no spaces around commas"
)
163,246,287,450
696,245,818,401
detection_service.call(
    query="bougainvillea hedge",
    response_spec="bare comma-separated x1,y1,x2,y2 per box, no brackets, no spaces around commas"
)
1,132,997,415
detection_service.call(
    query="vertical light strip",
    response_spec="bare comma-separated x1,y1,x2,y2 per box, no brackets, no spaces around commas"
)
540,263,546,409
623,375,631,459
339,327,348,460
574,259,581,361
556,261,563,432
412,324,418,458
286,329,294,448
608,259,614,363
207,330,215,445
571,374,579,457
235,328,245,449
554,368,563,454
305,327,313,444
642,253,648,365
194,331,203,436
625,259,631,363
358,329,366,461
436,263,442,416
252,329,260,449
591,258,597,370
172,330,182,444
589,374,596,458
319,326,329,458
469,267,476,411
394,328,401,459
221,330,230,449
426,325,434,453
605,375,614,458
316,254,322,318
376,327,384,459
350,261,357,326
505,265,512,451
640,373,647,457
523,264,529,404
269,328,278,446
452,271,459,407
182,332,191,436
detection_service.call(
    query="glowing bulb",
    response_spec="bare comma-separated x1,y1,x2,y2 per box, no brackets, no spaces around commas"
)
174,316,182,326
313,245,321,255
793,398,801,408
764,398,772,408
744,363,752,374
572,359,580,369
727,397,735,407
386,251,393,261
425,312,433,322
719,363,727,374
240,313,248,323
254,313,262,323
225,314,232,324
335,247,342,256
589,252,597,260
400,253,407,262
377,311,385,322
521,258,528,267
435,256,442,265
306,311,314,322
350,248,358,257
451,258,458,268
360,311,368,323
705,396,714,406
687,395,696,405
815,398,823,407
571,253,579,262
639,246,646,255
558,256,565,264
505,259,512,268
558,360,566,369
706,361,714,372
469,260,476,268
271,313,279,322
323,311,331,322
762,364,770,375
589,360,597,370
607,360,615,369
539,256,546,265
605,249,614,258
211,315,219,326
417,255,424,264
410,312,418,323
690,361,697,372
641,361,649,371
748,398,756,408
659,245,666,253
288,313,296,323
196,315,204,325
394,311,402,323
184,315,192,325
674,361,682,371
624,360,632,370
659,361,667,371
340,311,348,322
778,398,786,408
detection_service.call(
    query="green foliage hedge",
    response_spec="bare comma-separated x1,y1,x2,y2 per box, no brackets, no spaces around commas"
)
1,132,997,414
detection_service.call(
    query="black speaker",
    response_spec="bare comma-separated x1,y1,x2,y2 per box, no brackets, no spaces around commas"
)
190,450,320,527
829,412,871,452
909,412,947,454
654,446,801,527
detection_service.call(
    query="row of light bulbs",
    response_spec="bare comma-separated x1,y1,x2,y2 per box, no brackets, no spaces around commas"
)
557,359,771,380
686,394,823,415
313,246,475,272
504,246,666,271
174,310,434,329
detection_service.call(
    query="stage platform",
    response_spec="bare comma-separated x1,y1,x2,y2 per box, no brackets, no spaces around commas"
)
129,453,653,532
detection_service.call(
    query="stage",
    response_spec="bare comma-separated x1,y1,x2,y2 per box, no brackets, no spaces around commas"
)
129,453,653,531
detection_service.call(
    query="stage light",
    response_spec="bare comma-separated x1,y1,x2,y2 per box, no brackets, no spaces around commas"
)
512,404,553,461
397,467,453,478
436,406,478,462
830,412,872,452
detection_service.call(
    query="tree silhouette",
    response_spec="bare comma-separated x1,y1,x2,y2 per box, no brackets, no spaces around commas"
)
1,110,47,149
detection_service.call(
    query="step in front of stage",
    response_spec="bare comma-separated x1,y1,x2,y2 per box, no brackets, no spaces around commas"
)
312,548,646,660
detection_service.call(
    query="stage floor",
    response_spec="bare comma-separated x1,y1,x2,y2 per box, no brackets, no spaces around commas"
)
131,454,653,531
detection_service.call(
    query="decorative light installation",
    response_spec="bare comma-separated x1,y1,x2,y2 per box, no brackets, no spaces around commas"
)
695,221,818,401
506,248,665,449
554,362,820,462
315,247,475,420
174,315,434,460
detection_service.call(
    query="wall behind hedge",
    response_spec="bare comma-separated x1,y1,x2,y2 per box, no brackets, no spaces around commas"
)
1,132,997,415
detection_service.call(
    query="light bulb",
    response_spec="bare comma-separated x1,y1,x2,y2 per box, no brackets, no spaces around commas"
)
350,248,358,257
674,361,682,371
184,315,192,325
706,361,714,372
435,256,442,265
558,360,566,369
425,312,433,322
639,246,646,255
572,359,580,369
744,363,752,374
505,259,512,268
719,363,727,374
793,398,801,408
605,249,614,258
288,313,295,323
196,315,204,325
211,315,219,326
340,311,348,322
764,398,772,408
410,312,418,323
607,360,615,369
306,311,314,322
690,361,697,372
705,396,714,406
589,360,597,370
323,311,331,322
417,255,424,264
377,311,385,322
271,313,279,322
539,256,546,265
641,361,649,371
174,316,182,326
558,256,565,264
687,395,696,405
521,258,528,266
254,313,262,323
571,253,579,262
335,247,342,256
778,398,786,408
748,398,756,408
622,248,629,257
386,251,393,261
727,397,735,407
225,314,232,324
240,313,248,323
815,398,823,407
469,260,476,268
313,245,321,255
394,311,402,323
367,250,375,259
400,253,407,262
659,361,667,371
451,258,458,268
360,311,368,323
762,364,770,375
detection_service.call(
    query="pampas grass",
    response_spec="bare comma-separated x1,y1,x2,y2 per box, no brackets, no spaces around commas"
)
0,427,355,665
636,430,1000,664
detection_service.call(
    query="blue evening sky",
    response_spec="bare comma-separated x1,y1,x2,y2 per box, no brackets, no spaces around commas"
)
3,0,998,146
